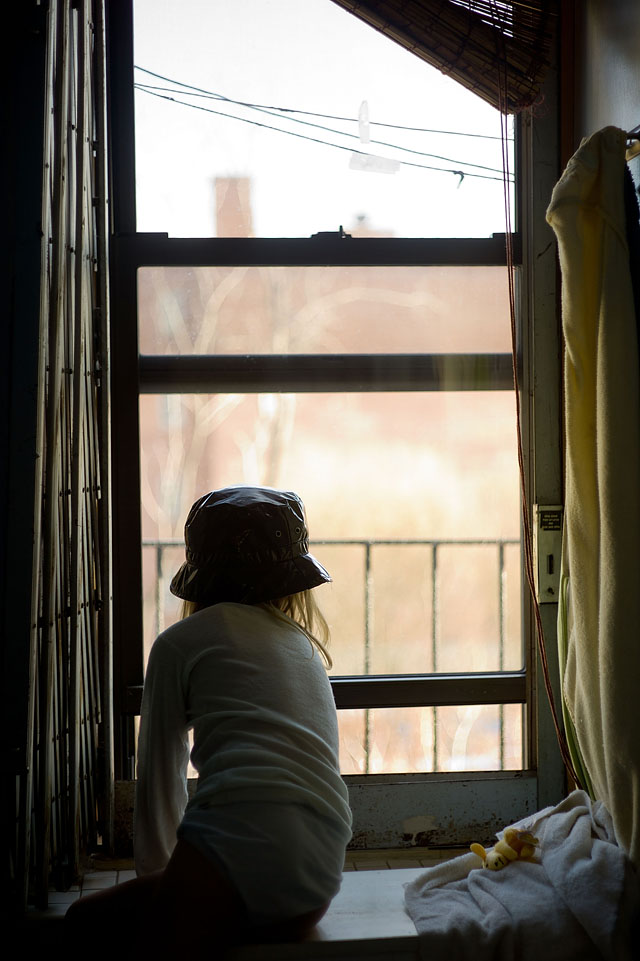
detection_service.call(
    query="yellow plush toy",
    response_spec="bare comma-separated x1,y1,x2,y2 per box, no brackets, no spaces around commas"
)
470,827,539,870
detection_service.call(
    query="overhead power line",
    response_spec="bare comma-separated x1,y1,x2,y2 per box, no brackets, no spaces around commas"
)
136,81,508,178
133,66,514,183
135,66,513,141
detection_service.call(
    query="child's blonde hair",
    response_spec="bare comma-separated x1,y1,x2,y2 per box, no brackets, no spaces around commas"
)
179,589,332,668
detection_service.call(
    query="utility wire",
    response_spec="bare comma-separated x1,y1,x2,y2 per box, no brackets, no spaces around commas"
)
135,65,513,141
135,84,513,183
136,81,508,177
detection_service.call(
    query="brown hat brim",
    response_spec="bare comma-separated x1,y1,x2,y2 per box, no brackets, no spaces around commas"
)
170,551,331,605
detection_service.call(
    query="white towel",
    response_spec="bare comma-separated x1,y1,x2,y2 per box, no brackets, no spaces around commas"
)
404,791,640,961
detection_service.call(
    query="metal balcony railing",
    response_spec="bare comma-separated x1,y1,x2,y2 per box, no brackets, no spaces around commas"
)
143,537,524,772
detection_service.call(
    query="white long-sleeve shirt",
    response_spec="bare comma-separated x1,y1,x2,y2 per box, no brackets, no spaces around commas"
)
134,602,352,875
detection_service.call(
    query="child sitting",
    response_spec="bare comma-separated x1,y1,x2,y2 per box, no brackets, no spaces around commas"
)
67,486,352,957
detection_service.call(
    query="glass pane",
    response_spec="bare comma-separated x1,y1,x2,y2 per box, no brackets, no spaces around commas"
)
133,0,514,238
140,391,522,672
138,265,512,355
338,704,524,774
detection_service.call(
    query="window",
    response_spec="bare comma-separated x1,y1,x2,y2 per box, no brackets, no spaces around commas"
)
108,0,565,843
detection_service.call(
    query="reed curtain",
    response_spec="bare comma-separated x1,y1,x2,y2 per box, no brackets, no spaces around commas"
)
330,0,558,113
9,0,112,911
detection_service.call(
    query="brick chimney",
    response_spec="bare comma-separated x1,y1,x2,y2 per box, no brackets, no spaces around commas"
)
215,177,253,237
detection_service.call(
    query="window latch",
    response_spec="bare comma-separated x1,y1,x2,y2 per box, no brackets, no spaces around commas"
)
310,225,352,240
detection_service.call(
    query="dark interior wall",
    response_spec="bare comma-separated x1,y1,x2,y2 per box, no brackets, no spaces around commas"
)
574,0,640,142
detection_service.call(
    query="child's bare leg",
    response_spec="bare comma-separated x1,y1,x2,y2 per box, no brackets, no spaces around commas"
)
143,839,247,957
67,840,330,957
144,840,328,953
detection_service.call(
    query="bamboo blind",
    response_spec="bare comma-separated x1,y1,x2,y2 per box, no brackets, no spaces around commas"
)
331,0,558,113
15,0,112,909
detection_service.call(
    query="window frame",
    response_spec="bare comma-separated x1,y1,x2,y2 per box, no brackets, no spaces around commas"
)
106,0,565,841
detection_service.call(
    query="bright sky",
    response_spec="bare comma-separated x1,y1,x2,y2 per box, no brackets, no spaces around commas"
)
132,0,514,238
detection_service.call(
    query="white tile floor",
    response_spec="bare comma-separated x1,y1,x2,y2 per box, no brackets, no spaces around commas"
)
26,866,136,919
344,847,462,872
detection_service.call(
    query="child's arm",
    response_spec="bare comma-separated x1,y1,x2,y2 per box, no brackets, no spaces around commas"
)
134,634,190,875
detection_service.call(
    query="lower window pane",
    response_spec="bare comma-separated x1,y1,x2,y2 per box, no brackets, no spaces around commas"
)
339,704,524,775
140,388,524,775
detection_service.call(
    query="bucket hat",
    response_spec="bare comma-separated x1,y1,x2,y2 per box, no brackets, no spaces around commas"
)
170,486,331,605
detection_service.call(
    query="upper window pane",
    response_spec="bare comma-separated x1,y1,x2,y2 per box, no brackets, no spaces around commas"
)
133,0,514,239
138,265,512,355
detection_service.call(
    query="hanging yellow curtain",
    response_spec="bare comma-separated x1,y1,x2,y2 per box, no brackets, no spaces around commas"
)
330,0,558,113
547,127,640,868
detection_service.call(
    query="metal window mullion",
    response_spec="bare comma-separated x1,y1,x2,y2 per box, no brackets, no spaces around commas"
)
520,68,564,804
364,543,372,775
499,541,505,768
138,352,514,394
113,232,521,269
432,543,439,770
156,543,164,638
331,672,526,710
